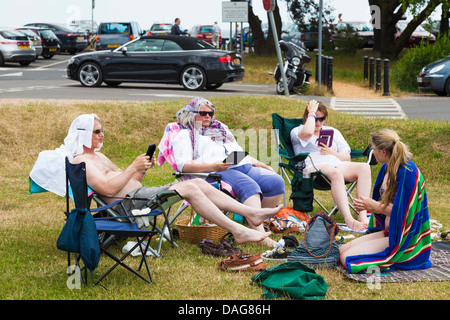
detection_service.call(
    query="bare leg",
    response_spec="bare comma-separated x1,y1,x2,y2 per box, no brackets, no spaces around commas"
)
339,231,388,268
315,165,366,231
169,180,279,244
339,162,371,225
243,194,277,248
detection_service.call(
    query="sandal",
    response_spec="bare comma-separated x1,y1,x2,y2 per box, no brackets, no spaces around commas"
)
218,253,266,272
199,239,242,257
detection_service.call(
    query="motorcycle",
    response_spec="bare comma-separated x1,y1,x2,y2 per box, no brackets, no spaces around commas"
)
273,40,312,95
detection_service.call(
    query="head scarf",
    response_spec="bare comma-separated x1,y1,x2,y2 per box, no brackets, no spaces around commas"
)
176,97,235,160
30,114,99,197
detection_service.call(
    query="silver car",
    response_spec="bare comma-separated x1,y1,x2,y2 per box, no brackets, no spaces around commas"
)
0,28,36,66
16,27,43,58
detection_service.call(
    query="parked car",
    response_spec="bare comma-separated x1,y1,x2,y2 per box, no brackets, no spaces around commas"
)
24,23,87,54
0,28,36,66
395,21,436,48
190,25,221,45
22,27,60,59
146,23,173,36
417,55,450,96
15,27,43,58
70,20,98,36
66,35,244,90
96,21,143,50
282,24,331,50
332,21,374,48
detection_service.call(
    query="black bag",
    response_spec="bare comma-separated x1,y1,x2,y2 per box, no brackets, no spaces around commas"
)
287,212,340,268
290,171,314,213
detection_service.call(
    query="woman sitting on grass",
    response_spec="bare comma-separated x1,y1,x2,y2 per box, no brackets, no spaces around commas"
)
340,129,432,274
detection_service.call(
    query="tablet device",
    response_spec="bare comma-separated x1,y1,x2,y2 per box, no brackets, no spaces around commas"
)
317,129,334,147
223,151,248,164
146,143,156,158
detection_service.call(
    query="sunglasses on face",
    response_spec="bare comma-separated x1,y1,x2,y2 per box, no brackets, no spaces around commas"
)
195,111,214,117
315,116,326,122
93,128,103,134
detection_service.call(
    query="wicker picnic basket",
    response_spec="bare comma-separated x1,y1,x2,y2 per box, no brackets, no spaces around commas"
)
175,208,228,244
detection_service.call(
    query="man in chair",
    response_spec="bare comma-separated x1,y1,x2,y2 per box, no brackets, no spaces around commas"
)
69,114,279,245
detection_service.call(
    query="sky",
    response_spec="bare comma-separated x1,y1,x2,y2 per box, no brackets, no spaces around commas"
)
0,0,442,37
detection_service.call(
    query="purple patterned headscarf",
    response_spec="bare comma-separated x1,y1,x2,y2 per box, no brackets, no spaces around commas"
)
176,97,236,159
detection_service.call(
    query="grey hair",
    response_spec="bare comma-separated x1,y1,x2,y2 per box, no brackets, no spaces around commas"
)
176,110,196,128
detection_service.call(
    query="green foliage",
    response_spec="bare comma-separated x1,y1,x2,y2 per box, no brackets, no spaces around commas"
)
391,34,450,92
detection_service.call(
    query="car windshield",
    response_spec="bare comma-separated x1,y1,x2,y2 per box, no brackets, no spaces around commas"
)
100,23,131,34
0,30,29,40
39,29,58,39
125,38,183,52
199,26,213,33
348,23,373,31
17,29,36,37
151,24,172,31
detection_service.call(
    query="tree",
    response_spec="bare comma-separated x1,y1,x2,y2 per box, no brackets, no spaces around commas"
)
247,0,283,56
285,0,335,30
369,0,446,60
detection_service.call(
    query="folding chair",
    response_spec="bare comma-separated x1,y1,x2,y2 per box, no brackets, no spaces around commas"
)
64,157,168,286
157,122,244,226
271,113,375,217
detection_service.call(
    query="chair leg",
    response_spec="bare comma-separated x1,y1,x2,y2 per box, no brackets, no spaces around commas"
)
94,236,153,286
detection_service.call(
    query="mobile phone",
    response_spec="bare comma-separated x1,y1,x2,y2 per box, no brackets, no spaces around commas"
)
146,143,156,158
317,129,334,147
223,151,248,164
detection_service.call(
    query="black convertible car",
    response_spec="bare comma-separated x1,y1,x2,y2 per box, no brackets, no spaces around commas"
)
66,35,245,90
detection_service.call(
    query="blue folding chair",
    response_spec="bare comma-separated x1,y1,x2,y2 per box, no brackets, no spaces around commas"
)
63,157,181,286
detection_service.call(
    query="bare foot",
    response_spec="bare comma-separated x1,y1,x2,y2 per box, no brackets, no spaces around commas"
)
346,219,367,231
257,237,277,248
233,229,272,245
246,205,283,227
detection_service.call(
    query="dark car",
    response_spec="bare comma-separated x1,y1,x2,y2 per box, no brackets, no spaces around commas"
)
66,35,244,90
417,55,450,96
332,21,374,48
20,26,60,59
24,23,87,54
96,21,143,50
282,24,331,50
395,21,436,48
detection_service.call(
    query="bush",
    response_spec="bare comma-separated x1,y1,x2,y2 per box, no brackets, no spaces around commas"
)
391,34,450,92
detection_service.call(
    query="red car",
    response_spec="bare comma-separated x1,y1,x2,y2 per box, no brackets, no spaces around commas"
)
395,21,436,48
189,25,221,45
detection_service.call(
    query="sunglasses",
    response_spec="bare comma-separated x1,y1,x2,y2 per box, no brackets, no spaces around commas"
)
93,128,103,134
315,116,326,122
195,111,214,117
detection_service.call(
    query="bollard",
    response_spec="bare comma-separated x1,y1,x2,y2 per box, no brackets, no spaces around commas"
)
315,54,319,83
327,56,334,93
322,56,328,86
375,58,381,92
369,57,374,90
383,59,390,96
363,56,368,81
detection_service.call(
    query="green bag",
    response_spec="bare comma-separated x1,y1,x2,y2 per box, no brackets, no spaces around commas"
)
251,261,328,300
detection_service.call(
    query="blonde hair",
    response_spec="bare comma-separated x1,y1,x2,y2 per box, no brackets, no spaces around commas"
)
371,128,412,207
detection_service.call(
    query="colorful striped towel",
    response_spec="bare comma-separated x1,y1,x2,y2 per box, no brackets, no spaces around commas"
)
346,161,432,274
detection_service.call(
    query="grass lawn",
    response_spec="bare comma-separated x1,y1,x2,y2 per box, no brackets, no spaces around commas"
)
0,96,448,300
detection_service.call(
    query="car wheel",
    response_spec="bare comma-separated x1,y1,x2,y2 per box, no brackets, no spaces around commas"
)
445,78,450,96
181,66,206,90
0,53,4,67
78,62,103,87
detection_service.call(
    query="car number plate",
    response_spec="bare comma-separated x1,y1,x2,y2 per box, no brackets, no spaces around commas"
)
417,77,422,83
77,36,84,40
108,44,121,48
312,34,318,38
49,48,57,52
207,35,212,38
20,45,30,49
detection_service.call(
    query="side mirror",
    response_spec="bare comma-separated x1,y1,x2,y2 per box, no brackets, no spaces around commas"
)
121,46,127,55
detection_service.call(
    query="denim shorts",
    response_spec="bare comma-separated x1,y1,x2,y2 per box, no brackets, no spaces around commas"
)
209,164,285,203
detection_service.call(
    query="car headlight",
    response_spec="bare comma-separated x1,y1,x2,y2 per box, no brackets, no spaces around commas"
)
429,64,444,74
292,57,301,66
